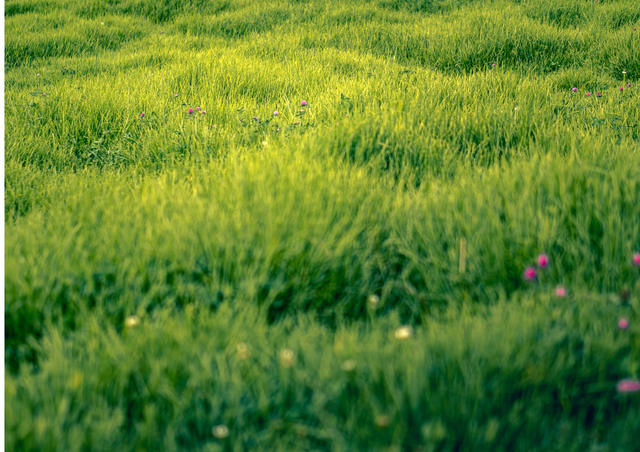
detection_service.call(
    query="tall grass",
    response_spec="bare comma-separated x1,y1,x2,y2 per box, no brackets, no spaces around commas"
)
5,0,640,450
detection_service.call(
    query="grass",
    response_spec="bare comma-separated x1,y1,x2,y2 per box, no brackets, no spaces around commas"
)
4,0,640,450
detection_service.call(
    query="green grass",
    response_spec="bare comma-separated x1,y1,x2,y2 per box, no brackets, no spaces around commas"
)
5,0,640,450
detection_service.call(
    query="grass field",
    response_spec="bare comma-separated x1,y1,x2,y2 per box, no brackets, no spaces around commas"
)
4,0,640,450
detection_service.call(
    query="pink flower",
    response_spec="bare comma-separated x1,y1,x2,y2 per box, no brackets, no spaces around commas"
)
188,108,193,114
554,286,567,298
196,107,200,110
273,111,278,116
253,116,258,121
596,92,602,97
620,87,624,91
140,112,145,118
536,253,549,269
212,125,216,128
36,73,40,77
276,128,279,132
628,83,632,87
632,252,640,266
301,100,307,106
523,266,536,282
618,317,630,330
616,379,640,394
492,63,496,67
572,87,577,92
587,92,592,96
200,110,206,114
300,109,305,113
174,94,179,97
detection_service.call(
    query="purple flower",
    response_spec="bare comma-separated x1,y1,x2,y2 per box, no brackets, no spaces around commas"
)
523,266,536,282
273,111,278,116
301,100,307,106
174,94,179,97
188,108,193,114
196,107,200,110
492,63,496,67
618,317,630,330
632,252,640,267
140,112,145,118
628,83,632,87
536,253,549,269
572,87,577,92
587,92,592,96
620,87,624,91
616,379,640,394
596,92,602,97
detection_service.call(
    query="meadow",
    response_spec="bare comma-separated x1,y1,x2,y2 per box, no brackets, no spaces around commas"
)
4,0,640,450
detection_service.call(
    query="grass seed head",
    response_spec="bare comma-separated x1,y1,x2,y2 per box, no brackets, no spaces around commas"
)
341,359,357,372
394,326,414,340
124,315,140,328
212,424,230,439
279,349,295,368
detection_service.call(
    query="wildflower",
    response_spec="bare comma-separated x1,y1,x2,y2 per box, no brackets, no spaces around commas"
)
628,83,632,87
492,63,496,67
236,343,250,360
262,141,268,147
140,112,145,118
160,30,164,34
200,110,206,114
514,106,519,111
188,108,193,114
276,128,279,132
632,252,640,266
125,315,140,328
618,317,630,330
596,92,602,97
36,73,40,77
101,22,104,25
572,87,577,92
623,70,627,75
174,94,178,97
279,349,295,368
294,121,300,125
536,253,549,269
196,107,200,110
394,326,414,340
273,111,278,116
212,125,216,128
555,286,568,298
375,415,391,429
616,378,640,394
253,116,258,121
212,424,230,439
341,359,357,372
368,294,381,309
587,92,592,96
620,87,624,92
301,100,307,106
523,266,536,282
300,109,305,113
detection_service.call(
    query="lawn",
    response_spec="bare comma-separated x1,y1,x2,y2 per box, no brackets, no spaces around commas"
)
5,0,640,450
